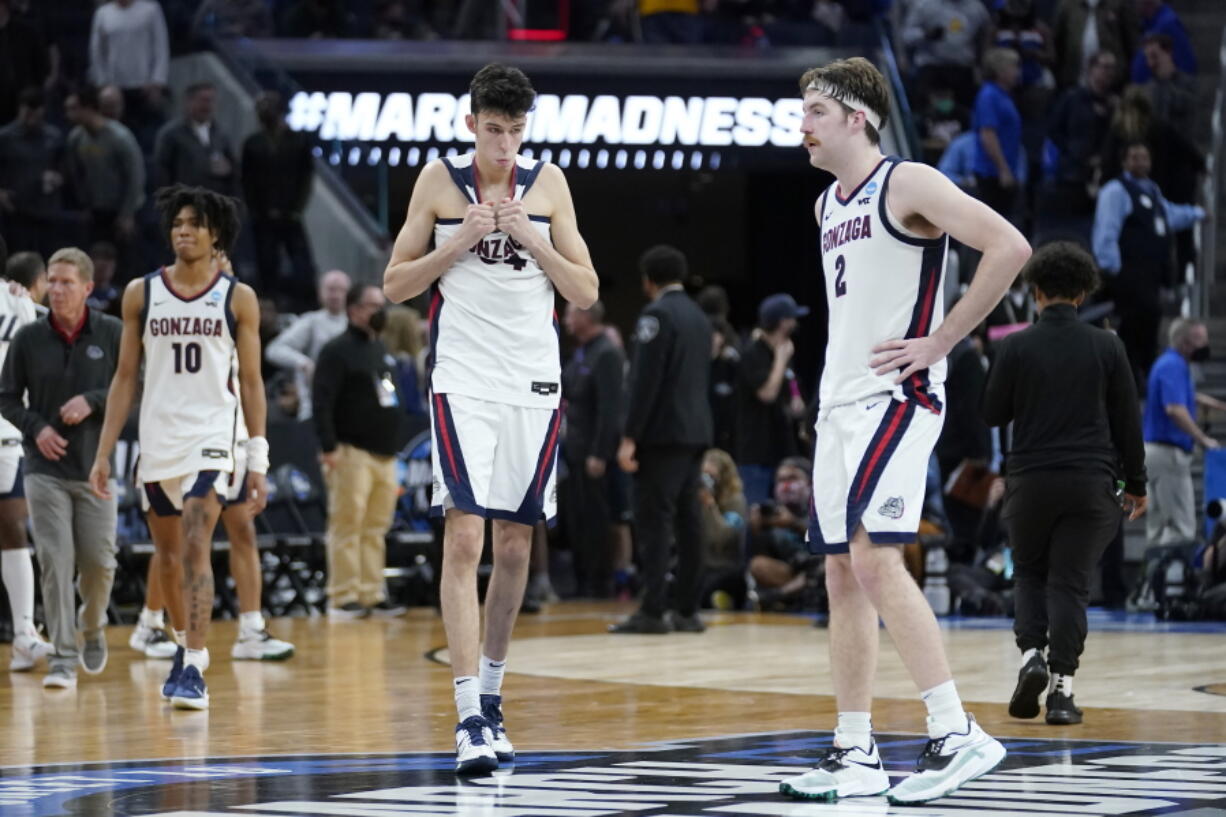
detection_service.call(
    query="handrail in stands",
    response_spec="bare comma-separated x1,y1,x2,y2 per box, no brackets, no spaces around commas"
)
1196,25,1225,319
875,18,922,162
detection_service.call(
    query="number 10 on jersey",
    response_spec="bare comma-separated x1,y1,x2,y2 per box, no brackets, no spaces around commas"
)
172,341,202,373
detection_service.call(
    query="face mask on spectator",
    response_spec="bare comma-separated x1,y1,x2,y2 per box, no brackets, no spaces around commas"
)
775,479,809,511
1192,345,1211,363
369,308,388,333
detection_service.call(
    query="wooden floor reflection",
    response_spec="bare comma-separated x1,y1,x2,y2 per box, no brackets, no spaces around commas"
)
3,602,1224,769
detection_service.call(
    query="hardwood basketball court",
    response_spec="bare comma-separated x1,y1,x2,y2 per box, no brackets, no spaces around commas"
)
3,603,1225,815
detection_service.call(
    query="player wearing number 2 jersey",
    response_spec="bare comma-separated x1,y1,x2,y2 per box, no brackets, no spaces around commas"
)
384,64,598,776
776,58,1031,806
91,185,270,711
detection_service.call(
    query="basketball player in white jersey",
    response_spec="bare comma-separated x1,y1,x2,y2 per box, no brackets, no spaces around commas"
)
0,246,53,671
777,58,1031,804
132,350,294,662
91,185,270,710
383,64,598,774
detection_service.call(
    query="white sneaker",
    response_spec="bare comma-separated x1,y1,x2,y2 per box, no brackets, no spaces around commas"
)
886,714,1006,805
42,666,77,689
129,623,179,659
480,694,514,762
231,629,295,661
10,632,53,672
779,741,890,801
454,715,498,775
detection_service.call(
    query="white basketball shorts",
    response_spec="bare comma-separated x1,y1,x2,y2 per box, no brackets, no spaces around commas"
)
808,393,944,553
223,442,249,504
0,439,23,499
430,392,561,526
141,470,231,516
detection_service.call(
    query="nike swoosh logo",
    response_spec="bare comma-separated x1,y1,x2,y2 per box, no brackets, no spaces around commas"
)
153,300,168,306
866,401,883,411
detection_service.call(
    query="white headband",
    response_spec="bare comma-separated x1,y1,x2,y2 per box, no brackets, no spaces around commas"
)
807,81,883,131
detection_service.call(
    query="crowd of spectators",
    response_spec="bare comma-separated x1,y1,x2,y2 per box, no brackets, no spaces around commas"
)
0,0,1218,624
0,0,320,316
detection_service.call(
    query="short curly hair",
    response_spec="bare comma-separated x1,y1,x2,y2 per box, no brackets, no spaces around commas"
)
1022,241,1100,300
469,63,536,119
154,184,243,256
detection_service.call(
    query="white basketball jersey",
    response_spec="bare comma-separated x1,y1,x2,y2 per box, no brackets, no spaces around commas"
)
429,154,560,409
0,288,42,440
139,268,239,480
818,157,948,412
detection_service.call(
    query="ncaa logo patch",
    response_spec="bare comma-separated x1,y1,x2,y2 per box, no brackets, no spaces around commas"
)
864,181,879,197
86,345,104,360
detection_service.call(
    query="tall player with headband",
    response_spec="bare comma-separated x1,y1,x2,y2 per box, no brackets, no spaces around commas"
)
384,63,598,774
778,58,1031,804
91,185,270,710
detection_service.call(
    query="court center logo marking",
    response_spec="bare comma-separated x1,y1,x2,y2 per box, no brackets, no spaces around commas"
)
4,731,1226,817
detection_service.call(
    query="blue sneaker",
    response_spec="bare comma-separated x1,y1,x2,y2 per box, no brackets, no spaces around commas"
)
170,665,210,710
161,646,184,700
481,694,514,762
454,715,497,775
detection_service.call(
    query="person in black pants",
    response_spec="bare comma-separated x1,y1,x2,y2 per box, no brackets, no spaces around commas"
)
561,300,624,597
982,242,1147,725
612,245,712,634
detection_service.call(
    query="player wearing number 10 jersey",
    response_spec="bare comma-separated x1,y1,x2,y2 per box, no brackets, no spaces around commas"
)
91,185,270,711
777,58,1031,806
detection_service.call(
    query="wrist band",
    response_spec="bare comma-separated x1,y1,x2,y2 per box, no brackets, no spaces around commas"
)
246,436,270,475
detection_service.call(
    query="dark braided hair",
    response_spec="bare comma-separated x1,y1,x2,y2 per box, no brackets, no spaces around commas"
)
154,184,243,256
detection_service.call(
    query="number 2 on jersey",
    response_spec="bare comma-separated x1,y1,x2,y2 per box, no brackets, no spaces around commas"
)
834,255,847,298
172,342,202,374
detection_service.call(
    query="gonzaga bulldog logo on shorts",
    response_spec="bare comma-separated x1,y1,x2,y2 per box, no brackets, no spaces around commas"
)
878,496,905,519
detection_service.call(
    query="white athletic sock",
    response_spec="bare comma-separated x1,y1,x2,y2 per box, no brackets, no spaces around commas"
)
174,629,186,646
1050,673,1073,696
1,549,36,637
479,655,506,696
239,611,265,634
454,676,481,721
184,648,208,672
140,606,165,630
921,680,969,738
833,711,873,752
1021,647,1039,667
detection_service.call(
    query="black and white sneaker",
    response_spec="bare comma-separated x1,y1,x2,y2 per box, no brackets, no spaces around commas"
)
1045,691,1083,725
779,742,889,801
454,716,498,775
1009,651,1050,719
887,714,1006,805
481,694,515,762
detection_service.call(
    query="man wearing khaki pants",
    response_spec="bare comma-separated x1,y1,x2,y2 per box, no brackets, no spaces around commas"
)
313,284,410,618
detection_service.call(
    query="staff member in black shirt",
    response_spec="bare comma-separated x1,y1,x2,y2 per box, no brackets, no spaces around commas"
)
313,283,409,619
983,242,1146,726
561,300,624,596
0,247,122,687
613,245,712,634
